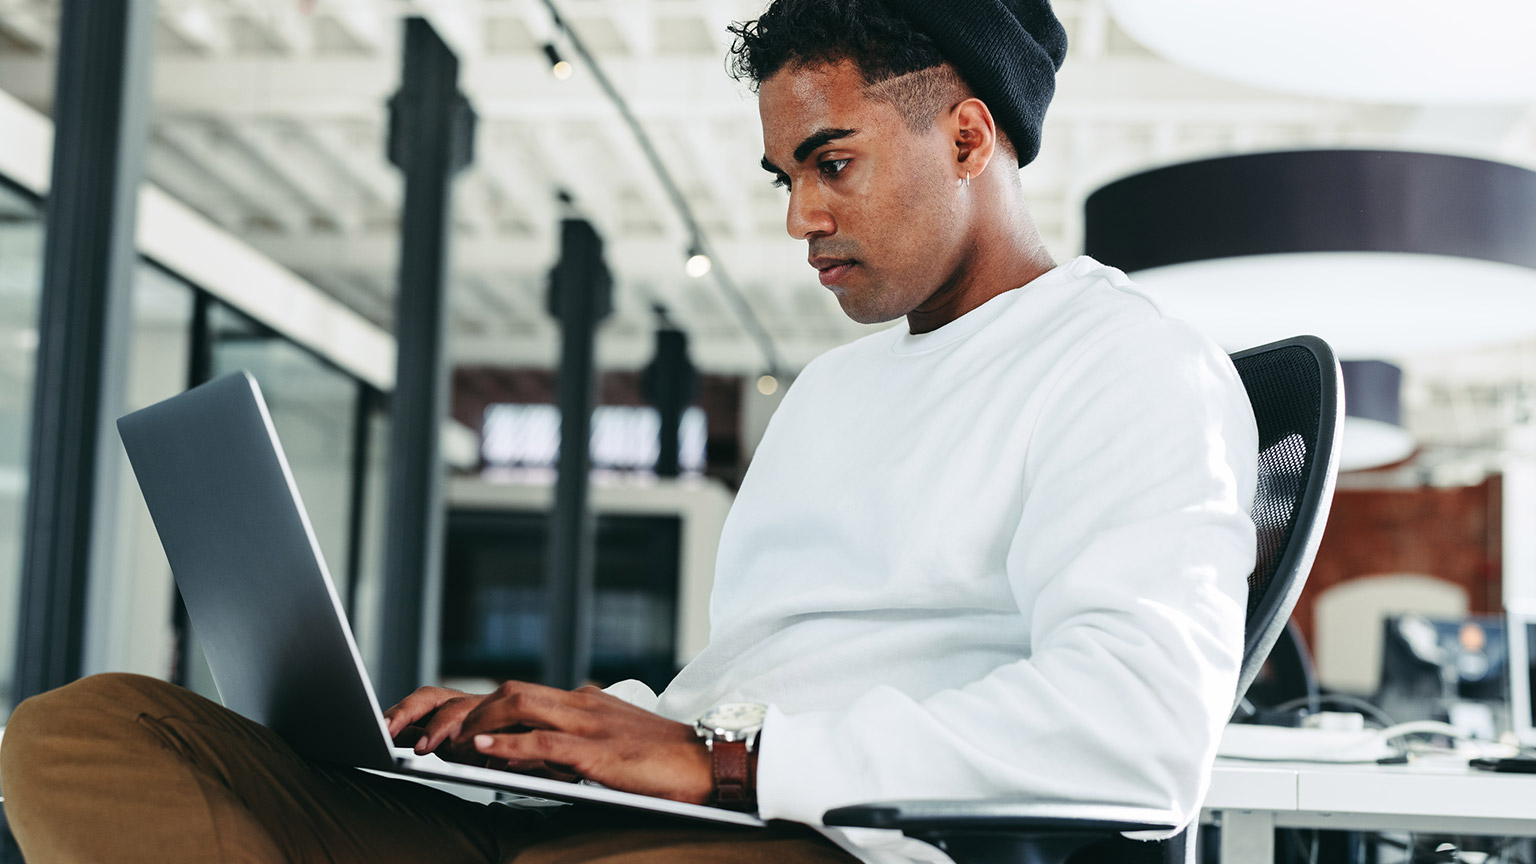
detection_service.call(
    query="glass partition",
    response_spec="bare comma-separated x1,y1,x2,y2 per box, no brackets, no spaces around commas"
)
0,183,44,714
84,263,194,684
347,395,393,678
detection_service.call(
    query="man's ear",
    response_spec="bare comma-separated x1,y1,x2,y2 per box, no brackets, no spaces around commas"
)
951,97,998,179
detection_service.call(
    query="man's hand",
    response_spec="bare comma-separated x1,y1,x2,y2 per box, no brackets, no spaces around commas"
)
462,681,714,804
383,685,571,780
385,681,715,804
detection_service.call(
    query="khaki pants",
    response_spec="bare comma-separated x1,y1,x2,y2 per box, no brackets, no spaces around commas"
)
0,674,857,864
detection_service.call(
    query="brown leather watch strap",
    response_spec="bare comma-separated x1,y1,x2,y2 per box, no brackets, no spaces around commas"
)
709,739,754,809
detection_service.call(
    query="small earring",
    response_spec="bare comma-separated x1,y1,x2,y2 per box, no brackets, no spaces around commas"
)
965,171,971,187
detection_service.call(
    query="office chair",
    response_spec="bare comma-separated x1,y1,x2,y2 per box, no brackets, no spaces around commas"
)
824,335,1344,864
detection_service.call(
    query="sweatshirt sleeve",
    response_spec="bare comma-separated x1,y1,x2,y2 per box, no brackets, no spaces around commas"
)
601,678,660,712
754,319,1259,828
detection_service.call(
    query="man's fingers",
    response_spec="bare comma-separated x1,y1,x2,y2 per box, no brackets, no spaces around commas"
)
392,723,429,748
416,695,486,754
472,729,584,772
383,686,465,737
454,681,585,743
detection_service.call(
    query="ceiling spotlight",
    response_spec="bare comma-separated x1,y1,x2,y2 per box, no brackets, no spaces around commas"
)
685,243,712,279
543,44,573,81
756,374,779,396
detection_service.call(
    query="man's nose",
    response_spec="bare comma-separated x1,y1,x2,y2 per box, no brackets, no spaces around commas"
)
786,185,834,240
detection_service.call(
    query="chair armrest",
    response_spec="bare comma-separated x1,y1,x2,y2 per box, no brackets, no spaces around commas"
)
823,799,1178,835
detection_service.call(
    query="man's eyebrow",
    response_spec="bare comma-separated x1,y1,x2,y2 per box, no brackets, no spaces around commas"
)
760,127,860,176
793,127,857,163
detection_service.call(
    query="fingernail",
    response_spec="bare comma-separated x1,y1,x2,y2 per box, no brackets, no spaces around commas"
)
475,734,493,749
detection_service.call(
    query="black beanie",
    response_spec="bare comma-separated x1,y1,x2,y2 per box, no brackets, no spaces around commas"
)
882,0,1068,166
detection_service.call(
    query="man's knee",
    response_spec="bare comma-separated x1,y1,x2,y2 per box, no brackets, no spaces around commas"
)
9,672,179,727
3,674,185,770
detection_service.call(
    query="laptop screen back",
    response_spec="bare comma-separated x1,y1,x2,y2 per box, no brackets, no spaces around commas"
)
117,372,395,769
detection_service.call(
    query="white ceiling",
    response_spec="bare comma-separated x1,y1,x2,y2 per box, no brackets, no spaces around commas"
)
2,0,1535,457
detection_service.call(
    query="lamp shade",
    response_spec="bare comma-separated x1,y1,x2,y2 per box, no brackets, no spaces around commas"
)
1105,0,1536,103
1339,360,1416,471
1083,149,1536,357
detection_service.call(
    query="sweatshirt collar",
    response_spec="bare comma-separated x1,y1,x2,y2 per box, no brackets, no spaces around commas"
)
888,257,1086,356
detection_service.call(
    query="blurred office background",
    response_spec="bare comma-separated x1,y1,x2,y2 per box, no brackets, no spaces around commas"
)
1,0,1536,829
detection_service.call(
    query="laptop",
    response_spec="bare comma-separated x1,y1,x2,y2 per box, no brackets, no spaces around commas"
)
117,371,763,827
1509,609,1536,750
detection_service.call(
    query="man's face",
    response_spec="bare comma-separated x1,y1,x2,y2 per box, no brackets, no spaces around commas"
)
758,61,965,325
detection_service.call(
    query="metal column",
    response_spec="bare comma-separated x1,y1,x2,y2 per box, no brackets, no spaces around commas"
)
12,0,155,704
169,289,215,687
376,17,475,706
643,327,697,479
543,219,611,689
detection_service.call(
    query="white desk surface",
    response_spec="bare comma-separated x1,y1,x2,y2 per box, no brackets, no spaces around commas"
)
1205,755,1536,864
1207,755,1536,837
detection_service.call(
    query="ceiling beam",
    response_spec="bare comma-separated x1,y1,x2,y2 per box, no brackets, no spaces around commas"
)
600,0,655,60
0,54,1346,124
160,2,231,55
227,119,365,232
0,2,55,50
245,223,1075,331
294,122,400,216
522,122,623,240
245,231,812,296
312,270,394,326
473,125,558,244
676,121,756,241
452,168,501,237
319,0,389,52
594,120,690,242
156,121,310,234
225,0,314,55
144,144,249,229
1074,0,1110,61
462,273,547,333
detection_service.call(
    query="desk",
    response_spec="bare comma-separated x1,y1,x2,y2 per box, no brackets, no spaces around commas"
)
1203,756,1536,863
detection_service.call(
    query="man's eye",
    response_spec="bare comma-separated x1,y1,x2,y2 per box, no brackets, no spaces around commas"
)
820,158,850,176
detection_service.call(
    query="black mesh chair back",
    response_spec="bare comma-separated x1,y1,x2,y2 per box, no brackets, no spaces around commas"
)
1230,335,1343,705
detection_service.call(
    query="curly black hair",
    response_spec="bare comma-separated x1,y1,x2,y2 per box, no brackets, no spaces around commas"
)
726,0,946,90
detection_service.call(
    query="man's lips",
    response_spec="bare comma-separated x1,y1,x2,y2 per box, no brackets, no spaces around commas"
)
810,256,856,287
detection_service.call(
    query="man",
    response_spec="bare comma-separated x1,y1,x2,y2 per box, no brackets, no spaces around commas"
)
0,0,1257,862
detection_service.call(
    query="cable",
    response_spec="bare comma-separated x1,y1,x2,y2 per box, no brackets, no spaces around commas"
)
1267,693,1398,728
538,0,784,375
1377,720,1467,743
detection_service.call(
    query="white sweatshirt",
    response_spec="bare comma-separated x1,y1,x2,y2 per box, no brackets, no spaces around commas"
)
615,256,1258,863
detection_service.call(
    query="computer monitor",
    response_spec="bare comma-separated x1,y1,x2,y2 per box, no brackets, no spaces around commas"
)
1376,614,1507,738
1509,611,1536,748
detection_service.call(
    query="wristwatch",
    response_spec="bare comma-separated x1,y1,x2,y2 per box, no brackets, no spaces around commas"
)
694,701,767,809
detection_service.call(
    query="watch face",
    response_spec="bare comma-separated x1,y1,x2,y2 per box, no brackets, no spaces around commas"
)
701,701,767,733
